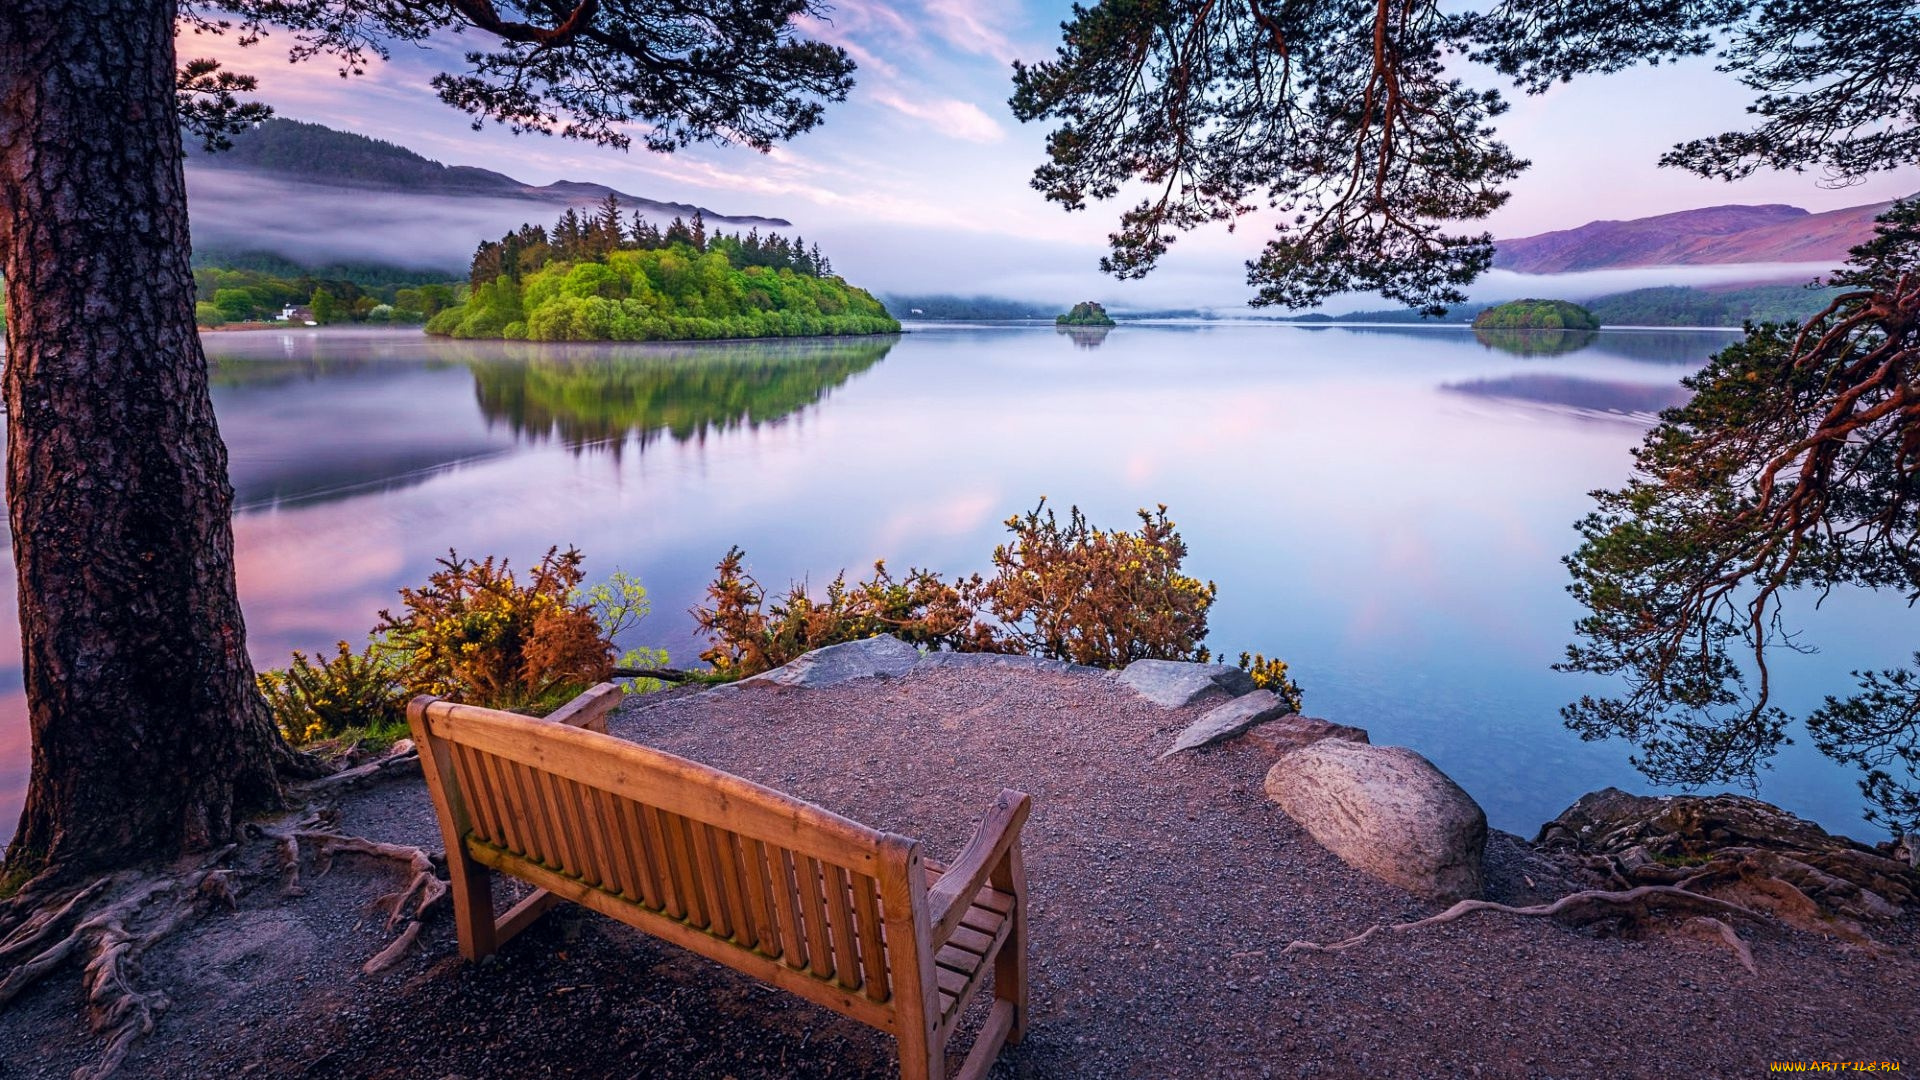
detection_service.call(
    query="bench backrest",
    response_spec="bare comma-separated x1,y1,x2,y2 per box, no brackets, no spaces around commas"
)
414,695,924,1019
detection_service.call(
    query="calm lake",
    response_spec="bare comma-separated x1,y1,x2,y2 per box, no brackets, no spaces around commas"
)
0,322,1910,840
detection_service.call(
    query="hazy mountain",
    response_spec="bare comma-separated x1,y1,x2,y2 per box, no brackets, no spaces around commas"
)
1493,200,1892,273
184,119,788,273
188,119,788,226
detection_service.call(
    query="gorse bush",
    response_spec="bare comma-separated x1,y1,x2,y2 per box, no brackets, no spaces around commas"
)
375,547,615,714
262,548,663,745
694,550,975,676
696,500,1293,688
974,502,1216,668
1236,652,1305,714
258,640,405,744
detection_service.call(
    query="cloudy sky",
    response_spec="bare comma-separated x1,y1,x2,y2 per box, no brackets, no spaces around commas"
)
186,1,1919,309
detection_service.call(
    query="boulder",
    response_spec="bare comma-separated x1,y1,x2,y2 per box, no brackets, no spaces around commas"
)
1265,741,1487,902
1244,715,1370,758
1118,659,1256,708
1158,691,1292,758
744,635,921,688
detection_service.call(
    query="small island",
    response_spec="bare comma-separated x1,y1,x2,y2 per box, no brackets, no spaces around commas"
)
427,198,900,342
1471,298,1601,331
1056,300,1117,327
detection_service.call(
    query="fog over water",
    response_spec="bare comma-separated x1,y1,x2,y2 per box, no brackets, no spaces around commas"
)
0,323,1909,846
183,165,1835,314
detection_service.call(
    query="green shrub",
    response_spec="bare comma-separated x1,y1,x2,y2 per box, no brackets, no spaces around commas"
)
259,640,405,745
970,501,1215,667
1236,652,1304,713
694,549,973,676
374,547,616,715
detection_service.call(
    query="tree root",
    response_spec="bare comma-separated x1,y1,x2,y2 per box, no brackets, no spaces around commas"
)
267,826,448,974
1283,885,1764,967
296,741,420,795
0,847,237,1080
0,815,452,1079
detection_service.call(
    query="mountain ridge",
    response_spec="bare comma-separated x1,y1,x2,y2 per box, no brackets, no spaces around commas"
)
1493,199,1894,273
187,118,790,228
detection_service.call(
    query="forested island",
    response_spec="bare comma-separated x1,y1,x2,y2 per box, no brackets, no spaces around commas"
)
426,198,898,342
1471,298,1600,330
1056,301,1116,326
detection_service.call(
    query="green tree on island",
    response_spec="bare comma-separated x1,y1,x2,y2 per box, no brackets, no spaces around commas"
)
1471,299,1600,331
437,200,896,341
1056,301,1117,327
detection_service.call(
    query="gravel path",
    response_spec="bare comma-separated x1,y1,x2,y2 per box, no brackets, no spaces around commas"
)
3,663,1916,1078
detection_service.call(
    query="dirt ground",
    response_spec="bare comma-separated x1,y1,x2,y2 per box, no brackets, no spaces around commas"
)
2,663,1916,1079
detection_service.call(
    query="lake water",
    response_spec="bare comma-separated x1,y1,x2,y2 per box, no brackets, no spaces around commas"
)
0,323,1910,841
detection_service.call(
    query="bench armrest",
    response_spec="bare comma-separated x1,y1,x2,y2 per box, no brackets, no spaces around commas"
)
927,788,1030,946
544,682,623,733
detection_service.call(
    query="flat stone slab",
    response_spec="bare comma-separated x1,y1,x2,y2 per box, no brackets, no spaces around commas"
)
915,651,1105,676
743,635,922,688
1244,715,1371,757
1118,659,1256,708
1158,690,1291,758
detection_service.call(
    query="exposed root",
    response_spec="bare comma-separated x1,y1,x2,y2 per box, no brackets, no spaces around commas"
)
268,827,448,974
0,876,114,969
1676,916,1758,975
297,741,420,795
0,847,238,1080
1283,885,1763,961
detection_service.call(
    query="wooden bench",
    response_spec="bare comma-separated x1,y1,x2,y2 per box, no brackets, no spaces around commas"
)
408,683,1032,1080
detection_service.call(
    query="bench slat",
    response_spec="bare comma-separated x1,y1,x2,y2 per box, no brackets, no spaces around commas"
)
533,769,584,881
767,846,810,972
567,776,617,891
639,804,685,920
738,839,782,959
450,743,501,847
797,855,835,982
852,870,891,1003
660,811,709,930
824,863,861,992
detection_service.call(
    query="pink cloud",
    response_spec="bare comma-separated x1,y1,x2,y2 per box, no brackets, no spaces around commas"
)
869,91,1005,144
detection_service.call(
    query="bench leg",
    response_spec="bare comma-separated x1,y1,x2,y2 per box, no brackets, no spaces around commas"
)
447,851,499,961
896,1013,944,1080
992,847,1029,1044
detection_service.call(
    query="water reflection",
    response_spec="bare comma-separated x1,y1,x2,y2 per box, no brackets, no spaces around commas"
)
208,332,897,507
1443,374,1692,419
461,337,898,449
1054,325,1113,350
1344,324,1734,366
1472,327,1599,357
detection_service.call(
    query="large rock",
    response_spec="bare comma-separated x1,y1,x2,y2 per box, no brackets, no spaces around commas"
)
1265,741,1487,902
744,635,921,688
1244,715,1370,758
1118,659,1256,708
1158,691,1292,758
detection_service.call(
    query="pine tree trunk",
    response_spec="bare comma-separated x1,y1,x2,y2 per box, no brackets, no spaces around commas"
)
0,0,290,875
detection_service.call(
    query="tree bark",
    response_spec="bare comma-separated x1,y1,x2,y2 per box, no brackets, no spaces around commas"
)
0,0,289,876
